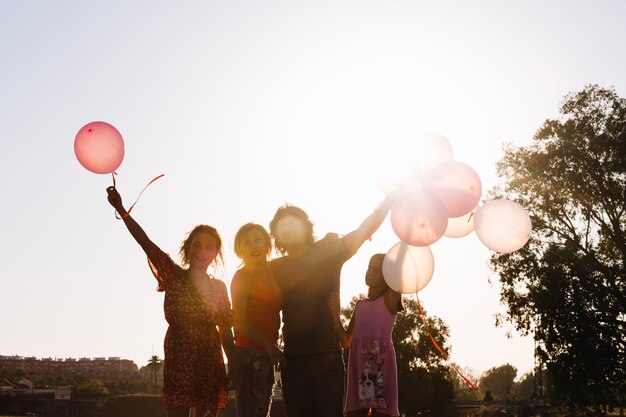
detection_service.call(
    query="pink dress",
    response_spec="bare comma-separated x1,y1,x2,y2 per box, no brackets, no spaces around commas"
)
345,296,399,416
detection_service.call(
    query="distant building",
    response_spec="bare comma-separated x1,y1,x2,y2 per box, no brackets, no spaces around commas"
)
0,355,138,380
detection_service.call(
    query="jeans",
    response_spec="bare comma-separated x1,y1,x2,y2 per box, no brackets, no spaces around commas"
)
281,350,345,417
233,346,275,417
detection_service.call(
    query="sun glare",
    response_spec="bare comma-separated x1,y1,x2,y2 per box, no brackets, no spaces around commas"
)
370,132,455,195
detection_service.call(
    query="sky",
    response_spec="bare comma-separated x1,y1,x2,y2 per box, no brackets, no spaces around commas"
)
2,0,626,380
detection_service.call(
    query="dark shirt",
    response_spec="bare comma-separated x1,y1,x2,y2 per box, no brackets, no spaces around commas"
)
270,236,354,357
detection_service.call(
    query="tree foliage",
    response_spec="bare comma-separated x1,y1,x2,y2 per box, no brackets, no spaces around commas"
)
490,84,626,412
75,379,110,395
147,355,162,392
515,371,536,401
341,295,455,415
478,364,517,400
450,365,481,400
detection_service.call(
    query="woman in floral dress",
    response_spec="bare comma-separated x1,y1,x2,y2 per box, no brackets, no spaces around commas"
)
107,186,235,417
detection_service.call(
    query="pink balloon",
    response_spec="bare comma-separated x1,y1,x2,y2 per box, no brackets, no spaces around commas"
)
391,188,448,246
423,160,482,218
74,121,125,174
382,242,434,294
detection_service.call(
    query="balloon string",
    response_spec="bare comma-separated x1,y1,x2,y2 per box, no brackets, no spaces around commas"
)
416,293,479,394
113,173,165,220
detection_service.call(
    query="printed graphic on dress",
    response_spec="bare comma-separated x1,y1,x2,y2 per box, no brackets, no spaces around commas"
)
359,339,387,408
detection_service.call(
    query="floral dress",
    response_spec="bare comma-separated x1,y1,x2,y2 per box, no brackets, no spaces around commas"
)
149,248,232,410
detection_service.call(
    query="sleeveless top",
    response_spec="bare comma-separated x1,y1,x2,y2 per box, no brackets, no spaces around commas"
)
232,269,283,352
345,295,399,416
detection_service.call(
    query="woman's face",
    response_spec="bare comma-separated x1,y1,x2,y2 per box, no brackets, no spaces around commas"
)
188,232,219,269
275,215,307,251
365,255,385,288
239,228,270,265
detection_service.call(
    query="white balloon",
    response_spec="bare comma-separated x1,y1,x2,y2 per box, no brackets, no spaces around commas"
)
474,199,532,253
382,242,435,294
444,207,477,238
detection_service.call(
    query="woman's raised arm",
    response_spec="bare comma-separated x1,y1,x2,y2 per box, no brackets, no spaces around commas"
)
106,186,159,265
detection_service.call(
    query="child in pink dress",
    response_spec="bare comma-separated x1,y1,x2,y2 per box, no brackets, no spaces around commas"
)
328,253,402,417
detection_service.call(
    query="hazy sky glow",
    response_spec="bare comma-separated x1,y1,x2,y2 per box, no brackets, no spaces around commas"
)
2,1,626,378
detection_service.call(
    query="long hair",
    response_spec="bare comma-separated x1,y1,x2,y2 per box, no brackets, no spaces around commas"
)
178,224,224,268
269,204,315,255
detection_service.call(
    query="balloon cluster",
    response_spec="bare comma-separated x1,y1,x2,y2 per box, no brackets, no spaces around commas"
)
381,133,532,294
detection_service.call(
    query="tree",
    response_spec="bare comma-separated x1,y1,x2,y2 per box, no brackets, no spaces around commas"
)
106,375,150,394
74,373,87,385
340,295,455,416
515,372,535,401
479,364,517,400
147,355,162,392
11,369,26,379
490,84,626,413
75,379,110,395
450,365,480,400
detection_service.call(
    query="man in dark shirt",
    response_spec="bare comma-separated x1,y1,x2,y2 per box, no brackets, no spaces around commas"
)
269,197,394,417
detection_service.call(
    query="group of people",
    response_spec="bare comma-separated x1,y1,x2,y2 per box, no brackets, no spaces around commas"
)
106,186,402,417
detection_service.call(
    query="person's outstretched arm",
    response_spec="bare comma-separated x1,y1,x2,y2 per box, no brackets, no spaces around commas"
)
342,195,395,256
106,186,159,265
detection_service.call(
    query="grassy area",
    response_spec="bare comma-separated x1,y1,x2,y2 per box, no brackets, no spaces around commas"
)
91,394,164,417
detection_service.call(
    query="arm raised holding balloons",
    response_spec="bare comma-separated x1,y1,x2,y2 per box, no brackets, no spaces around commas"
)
340,194,396,257
106,186,159,265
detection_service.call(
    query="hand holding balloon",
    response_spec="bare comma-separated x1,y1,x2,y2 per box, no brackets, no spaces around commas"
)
106,186,127,217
